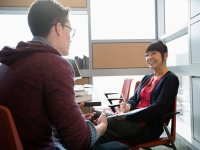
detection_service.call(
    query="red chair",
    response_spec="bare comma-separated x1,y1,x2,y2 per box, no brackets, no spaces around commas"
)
104,78,133,112
0,105,23,150
108,80,179,150
128,97,179,150
108,80,139,113
134,80,140,92
121,81,179,150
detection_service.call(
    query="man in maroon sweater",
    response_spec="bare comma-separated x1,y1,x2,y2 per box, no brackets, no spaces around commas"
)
0,1,129,150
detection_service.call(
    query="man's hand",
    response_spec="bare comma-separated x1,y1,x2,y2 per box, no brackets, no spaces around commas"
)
95,111,107,137
82,112,97,120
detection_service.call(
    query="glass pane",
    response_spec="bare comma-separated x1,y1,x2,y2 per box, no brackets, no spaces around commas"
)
90,0,155,40
93,75,144,106
166,34,189,66
68,14,89,58
176,76,191,141
0,13,89,59
165,0,188,34
0,14,32,49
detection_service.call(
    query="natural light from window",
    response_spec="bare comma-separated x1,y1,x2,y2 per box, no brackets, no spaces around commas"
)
0,14,32,49
165,0,188,34
93,75,144,107
0,12,89,59
67,12,89,58
166,34,189,66
90,0,155,40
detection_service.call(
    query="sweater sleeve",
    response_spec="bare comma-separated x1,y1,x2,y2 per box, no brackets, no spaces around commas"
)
127,94,138,109
44,58,91,150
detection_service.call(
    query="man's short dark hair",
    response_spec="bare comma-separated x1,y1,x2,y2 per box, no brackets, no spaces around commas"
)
28,0,69,37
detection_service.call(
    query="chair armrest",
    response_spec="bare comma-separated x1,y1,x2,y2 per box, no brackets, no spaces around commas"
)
108,104,120,112
162,111,180,119
161,111,180,125
104,92,119,98
107,98,124,104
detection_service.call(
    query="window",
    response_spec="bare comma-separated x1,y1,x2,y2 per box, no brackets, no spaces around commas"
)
93,75,144,106
90,0,155,40
0,14,32,49
67,12,89,58
0,11,89,59
176,76,191,141
166,34,189,66
165,0,188,34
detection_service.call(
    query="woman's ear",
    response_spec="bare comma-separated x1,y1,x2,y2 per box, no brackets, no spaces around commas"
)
164,52,168,62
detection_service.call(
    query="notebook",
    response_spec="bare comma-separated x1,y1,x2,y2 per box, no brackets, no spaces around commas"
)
107,107,146,119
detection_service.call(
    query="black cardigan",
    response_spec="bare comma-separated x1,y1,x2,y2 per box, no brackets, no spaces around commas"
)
127,71,179,144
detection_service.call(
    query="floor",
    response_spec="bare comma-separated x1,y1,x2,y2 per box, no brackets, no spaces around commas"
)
139,138,193,150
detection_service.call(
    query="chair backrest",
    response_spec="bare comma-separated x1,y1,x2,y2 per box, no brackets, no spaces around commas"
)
106,78,133,112
120,78,133,102
134,80,140,92
0,105,23,150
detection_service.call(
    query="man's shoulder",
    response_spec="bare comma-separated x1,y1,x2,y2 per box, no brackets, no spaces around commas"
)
28,53,72,76
33,52,69,66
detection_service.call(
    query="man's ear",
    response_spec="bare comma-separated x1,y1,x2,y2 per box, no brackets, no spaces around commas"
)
54,22,62,35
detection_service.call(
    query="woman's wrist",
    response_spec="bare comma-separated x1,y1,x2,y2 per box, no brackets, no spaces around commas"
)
126,103,132,111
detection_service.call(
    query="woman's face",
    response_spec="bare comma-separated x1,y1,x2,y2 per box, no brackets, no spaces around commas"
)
144,50,167,70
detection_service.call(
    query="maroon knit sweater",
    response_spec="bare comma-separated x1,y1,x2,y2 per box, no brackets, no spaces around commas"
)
0,41,91,150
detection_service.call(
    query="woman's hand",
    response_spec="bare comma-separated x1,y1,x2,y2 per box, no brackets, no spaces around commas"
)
119,102,131,113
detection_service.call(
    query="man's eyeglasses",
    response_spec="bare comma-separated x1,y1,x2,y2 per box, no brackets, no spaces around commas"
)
63,25,76,38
